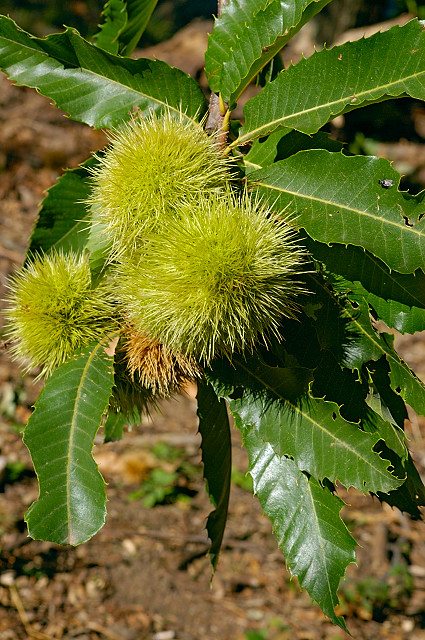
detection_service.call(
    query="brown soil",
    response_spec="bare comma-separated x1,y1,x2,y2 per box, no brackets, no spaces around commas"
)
1,24,425,640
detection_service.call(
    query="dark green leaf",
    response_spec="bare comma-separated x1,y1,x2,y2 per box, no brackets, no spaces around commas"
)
118,0,159,56
208,351,314,405
86,204,112,284
379,333,425,418
103,411,125,442
303,236,425,320
93,0,159,57
28,157,98,256
310,349,408,461
364,393,407,461
231,393,402,493
235,19,425,146
24,337,117,545
311,243,425,334
244,130,288,172
343,279,425,335
252,151,425,274
276,130,345,161
304,275,425,427
206,0,332,105
376,453,425,519
242,425,356,631
298,274,352,365
312,351,369,420
368,357,408,430
0,16,206,129
244,129,344,173
338,296,425,417
256,48,285,86
197,381,232,570
93,0,128,55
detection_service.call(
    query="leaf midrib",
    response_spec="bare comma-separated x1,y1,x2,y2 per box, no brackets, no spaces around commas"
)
358,255,425,310
253,440,348,628
66,340,104,544
315,277,423,388
254,179,425,240
233,69,425,147
340,298,413,373
233,356,391,481
51,219,88,249
306,480,334,607
0,24,197,123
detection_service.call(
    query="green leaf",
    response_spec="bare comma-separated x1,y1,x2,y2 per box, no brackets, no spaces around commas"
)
103,411,125,442
205,0,332,105
344,279,425,335
252,150,425,274
118,0,159,56
23,337,117,545
231,394,402,493
377,334,425,418
93,0,128,54
339,296,425,417
0,16,206,129
304,275,425,424
368,357,408,431
242,425,356,631
311,351,369,419
234,19,425,146
364,393,407,461
276,130,345,161
244,129,344,172
244,130,287,172
298,275,352,366
207,351,314,405
86,203,112,284
197,381,232,570
256,46,285,86
304,239,425,329
94,0,159,57
376,453,425,519
28,157,98,256
310,349,408,463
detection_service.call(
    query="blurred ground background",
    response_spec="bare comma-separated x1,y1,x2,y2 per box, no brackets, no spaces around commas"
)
2,1,425,639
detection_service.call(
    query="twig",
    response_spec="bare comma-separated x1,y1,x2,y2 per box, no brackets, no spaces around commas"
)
205,93,230,151
205,93,223,135
207,1,231,148
9,585,56,640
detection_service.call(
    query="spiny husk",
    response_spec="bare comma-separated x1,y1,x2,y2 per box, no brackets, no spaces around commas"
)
109,360,157,421
121,326,201,395
87,109,233,260
109,330,200,419
4,251,114,378
113,189,308,364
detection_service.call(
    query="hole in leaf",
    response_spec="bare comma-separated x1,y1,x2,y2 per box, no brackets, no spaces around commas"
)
229,387,244,400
